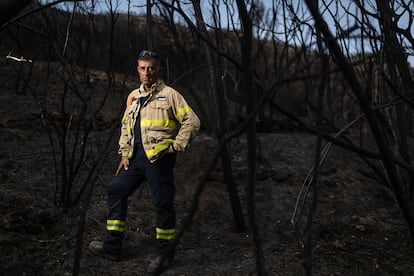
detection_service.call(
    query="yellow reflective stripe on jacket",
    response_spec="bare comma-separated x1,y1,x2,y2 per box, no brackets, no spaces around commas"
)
106,220,126,232
146,139,174,160
156,227,175,240
141,119,177,128
175,106,192,122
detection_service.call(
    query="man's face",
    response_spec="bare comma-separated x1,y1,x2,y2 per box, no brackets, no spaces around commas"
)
137,59,160,90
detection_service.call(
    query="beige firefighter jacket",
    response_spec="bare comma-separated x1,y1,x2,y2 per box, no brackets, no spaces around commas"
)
118,79,200,163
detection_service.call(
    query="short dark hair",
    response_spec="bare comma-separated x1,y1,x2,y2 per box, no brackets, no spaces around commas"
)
138,50,159,61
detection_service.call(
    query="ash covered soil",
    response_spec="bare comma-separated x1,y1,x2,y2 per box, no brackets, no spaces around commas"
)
0,58,413,275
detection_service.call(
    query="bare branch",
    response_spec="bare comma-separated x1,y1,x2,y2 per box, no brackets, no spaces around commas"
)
6,51,33,63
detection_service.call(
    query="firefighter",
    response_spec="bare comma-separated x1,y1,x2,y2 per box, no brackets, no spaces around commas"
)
88,50,200,272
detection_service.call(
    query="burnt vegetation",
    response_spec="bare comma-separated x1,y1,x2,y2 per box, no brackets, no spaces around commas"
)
1,0,414,275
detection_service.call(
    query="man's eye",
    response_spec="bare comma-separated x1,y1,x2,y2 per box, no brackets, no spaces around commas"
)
140,67,155,72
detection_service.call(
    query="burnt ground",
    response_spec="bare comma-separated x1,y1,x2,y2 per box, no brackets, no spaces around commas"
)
1,58,414,275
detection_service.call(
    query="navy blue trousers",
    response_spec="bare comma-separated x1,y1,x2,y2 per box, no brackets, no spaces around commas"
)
103,148,176,257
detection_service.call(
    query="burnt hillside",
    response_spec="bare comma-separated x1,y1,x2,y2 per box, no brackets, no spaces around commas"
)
2,2,414,274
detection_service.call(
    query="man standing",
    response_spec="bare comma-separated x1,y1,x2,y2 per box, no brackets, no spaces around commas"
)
88,50,200,272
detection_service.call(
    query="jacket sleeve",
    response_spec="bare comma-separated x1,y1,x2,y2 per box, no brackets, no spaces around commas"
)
170,90,200,152
117,93,135,158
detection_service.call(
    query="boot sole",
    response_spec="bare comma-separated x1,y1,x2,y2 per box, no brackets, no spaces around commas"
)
88,246,121,261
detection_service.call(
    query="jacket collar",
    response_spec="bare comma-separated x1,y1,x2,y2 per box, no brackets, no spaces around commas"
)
139,79,165,96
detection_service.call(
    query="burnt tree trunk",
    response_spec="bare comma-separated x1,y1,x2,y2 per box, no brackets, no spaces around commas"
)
376,0,414,244
236,0,266,274
191,0,246,232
